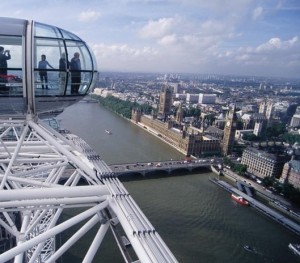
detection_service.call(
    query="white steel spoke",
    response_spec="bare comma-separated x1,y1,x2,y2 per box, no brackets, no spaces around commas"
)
44,214,100,263
0,117,178,263
0,125,30,189
0,202,109,263
82,221,110,263
0,217,19,237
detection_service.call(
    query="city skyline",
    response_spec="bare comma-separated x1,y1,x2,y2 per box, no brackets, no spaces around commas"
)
3,0,300,78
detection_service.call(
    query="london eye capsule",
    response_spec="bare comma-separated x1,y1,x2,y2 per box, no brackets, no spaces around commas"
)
0,17,98,117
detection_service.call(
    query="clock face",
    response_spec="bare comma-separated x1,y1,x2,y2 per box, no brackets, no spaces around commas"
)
227,121,231,126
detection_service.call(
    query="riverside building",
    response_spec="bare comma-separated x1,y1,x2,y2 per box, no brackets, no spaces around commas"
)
241,147,286,179
280,160,300,189
131,109,220,157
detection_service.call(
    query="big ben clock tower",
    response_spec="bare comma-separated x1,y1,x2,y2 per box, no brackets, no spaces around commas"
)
222,105,238,156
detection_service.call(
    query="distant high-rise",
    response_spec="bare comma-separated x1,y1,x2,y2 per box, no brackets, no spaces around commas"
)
265,101,273,120
259,100,267,115
290,114,300,128
198,93,216,104
222,105,238,156
168,82,179,93
253,120,263,136
158,85,173,116
259,100,274,128
186,93,199,104
259,100,273,120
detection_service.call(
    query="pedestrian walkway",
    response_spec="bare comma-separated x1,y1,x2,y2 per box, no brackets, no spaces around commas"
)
209,177,300,237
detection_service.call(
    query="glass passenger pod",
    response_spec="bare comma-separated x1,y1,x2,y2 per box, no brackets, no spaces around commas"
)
33,21,98,116
0,17,98,117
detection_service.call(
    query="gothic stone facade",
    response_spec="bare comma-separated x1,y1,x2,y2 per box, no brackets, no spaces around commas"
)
132,111,220,157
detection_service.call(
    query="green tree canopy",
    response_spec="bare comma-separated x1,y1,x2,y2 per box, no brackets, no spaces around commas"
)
91,94,153,119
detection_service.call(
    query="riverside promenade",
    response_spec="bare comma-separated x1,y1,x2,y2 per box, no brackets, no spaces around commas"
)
209,172,300,237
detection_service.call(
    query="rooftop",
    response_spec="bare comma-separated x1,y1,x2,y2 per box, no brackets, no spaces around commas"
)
244,147,278,161
290,160,300,172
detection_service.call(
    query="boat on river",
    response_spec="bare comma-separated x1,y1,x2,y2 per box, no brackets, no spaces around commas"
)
244,245,254,252
289,243,300,256
231,193,249,206
243,245,263,256
105,129,112,135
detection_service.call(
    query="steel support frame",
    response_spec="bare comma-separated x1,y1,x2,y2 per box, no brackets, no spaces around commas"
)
0,116,178,263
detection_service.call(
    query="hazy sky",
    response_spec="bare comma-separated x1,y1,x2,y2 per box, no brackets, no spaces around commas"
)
3,0,300,78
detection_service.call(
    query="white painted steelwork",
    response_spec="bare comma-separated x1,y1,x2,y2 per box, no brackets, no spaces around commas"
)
0,117,178,263
0,16,178,263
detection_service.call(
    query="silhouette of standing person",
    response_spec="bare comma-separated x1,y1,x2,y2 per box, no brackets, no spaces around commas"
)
0,46,11,77
70,52,81,94
59,52,67,94
38,54,54,89
0,46,11,93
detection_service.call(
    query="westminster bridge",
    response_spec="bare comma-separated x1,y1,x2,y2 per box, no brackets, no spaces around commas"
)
108,157,223,176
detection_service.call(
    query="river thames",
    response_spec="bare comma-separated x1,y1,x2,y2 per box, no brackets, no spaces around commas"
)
57,100,300,263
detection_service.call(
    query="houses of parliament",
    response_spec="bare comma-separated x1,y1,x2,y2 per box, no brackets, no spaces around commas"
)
131,85,236,158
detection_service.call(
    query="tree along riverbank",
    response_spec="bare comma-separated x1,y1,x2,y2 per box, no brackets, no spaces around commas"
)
90,94,153,119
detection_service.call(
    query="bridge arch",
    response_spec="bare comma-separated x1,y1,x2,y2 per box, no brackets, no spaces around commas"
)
114,164,212,178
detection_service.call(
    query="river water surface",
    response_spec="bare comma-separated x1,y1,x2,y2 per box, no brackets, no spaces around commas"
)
57,101,300,263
